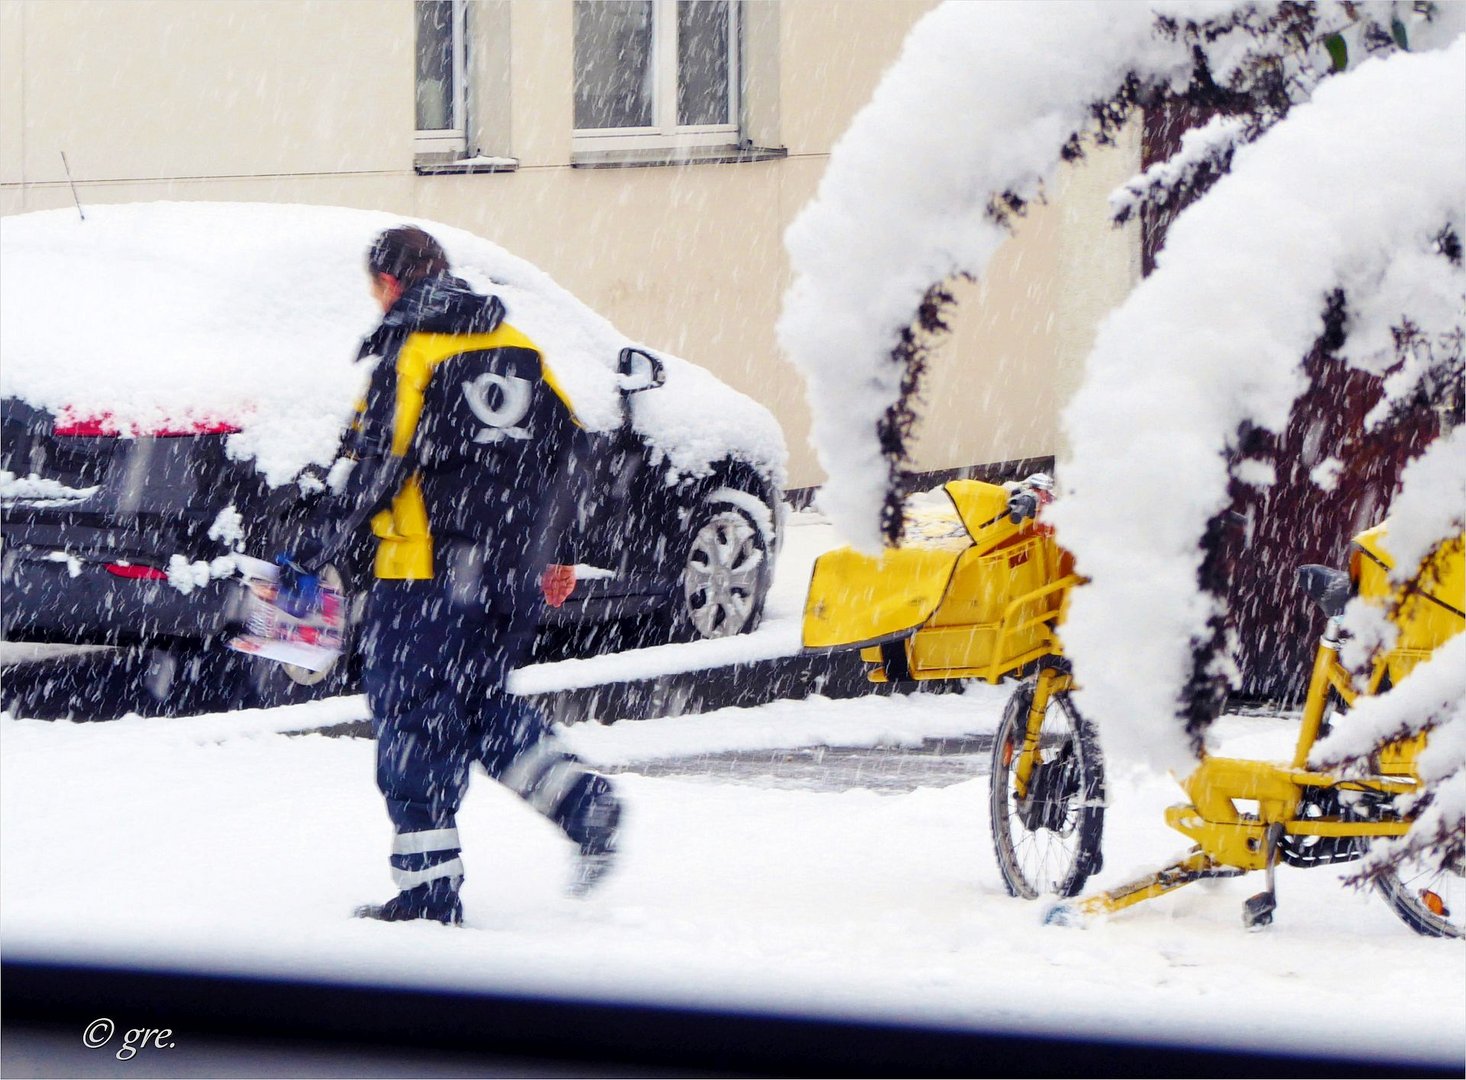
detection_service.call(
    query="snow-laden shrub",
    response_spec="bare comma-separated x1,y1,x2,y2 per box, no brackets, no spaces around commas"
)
779,0,1465,878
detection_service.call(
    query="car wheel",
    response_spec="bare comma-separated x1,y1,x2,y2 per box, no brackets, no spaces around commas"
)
243,561,362,708
668,495,772,641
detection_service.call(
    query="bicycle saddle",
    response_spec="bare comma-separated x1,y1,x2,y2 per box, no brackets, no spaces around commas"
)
1297,564,1350,618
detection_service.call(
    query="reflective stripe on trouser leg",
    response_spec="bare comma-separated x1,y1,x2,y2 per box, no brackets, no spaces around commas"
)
390,827,463,892
393,857,465,892
500,740,620,851
393,827,461,856
499,739,588,818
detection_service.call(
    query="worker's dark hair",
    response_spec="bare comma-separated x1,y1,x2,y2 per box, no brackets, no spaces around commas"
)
366,225,450,286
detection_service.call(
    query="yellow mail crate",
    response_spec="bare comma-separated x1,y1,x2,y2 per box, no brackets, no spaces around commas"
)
804,479,1079,684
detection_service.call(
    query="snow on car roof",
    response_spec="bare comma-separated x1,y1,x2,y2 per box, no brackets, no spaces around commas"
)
0,202,786,488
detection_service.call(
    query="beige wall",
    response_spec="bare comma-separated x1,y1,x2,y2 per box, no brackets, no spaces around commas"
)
1,0,1139,490
1,0,412,185
911,129,1143,475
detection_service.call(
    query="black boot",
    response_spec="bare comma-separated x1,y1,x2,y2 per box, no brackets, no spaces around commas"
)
568,784,622,898
354,880,463,925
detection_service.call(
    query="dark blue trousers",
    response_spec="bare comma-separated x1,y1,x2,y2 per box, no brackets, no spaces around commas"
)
360,579,618,896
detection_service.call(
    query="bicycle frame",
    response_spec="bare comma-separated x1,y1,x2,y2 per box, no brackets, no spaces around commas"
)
1010,665,1075,800
1054,541,1454,926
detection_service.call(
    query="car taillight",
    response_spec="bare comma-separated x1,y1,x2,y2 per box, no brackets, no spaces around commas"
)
104,563,168,580
152,420,242,436
53,416,121,437
53,410,242,437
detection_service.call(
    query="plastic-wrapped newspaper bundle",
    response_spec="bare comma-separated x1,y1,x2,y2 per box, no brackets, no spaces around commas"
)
228,555,344,672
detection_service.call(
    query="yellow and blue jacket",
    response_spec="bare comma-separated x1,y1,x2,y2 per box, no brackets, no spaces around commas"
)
305,274,578,608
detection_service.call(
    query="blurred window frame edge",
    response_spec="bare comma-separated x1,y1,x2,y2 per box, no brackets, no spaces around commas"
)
415,0,470,159
7,958,1440,1079
571,0,742,157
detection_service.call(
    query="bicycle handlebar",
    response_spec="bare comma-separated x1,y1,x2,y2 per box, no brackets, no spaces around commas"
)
1007,491,1039,524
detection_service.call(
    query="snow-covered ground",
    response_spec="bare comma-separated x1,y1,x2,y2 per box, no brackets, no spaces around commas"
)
4,696,1463,1068
2,512,1462,1070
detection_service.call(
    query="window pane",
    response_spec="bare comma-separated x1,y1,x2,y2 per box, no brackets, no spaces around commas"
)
574,1,654,130
677,0,730,127
416,0,455,130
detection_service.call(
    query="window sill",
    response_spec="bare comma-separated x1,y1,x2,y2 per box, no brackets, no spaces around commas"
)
414,154,520,176
569,145,788,170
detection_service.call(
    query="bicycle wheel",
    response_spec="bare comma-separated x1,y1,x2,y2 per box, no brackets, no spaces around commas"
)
1374,846,1466,938
1318,694,1464,938
989,679,1105,899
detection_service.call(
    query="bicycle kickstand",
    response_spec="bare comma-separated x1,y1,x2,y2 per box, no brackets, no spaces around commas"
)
1242,823,1284,930
1045,849,1241,926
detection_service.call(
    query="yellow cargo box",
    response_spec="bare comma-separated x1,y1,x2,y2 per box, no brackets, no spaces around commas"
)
802,479,1080,683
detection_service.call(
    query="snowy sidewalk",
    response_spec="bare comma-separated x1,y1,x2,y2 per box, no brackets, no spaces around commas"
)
2,693,1461,1070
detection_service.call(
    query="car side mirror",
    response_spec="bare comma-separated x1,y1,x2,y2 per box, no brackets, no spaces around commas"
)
617,347,666,394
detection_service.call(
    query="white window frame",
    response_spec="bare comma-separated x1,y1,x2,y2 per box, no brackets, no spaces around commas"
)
415,0,468,156
572,0,740,152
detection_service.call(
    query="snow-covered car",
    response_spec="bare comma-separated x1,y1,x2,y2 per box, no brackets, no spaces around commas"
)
0,202,787,704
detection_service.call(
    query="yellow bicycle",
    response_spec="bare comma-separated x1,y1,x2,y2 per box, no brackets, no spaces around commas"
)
803,476,1104,899
1048,522,1464,936
803,480,1464,935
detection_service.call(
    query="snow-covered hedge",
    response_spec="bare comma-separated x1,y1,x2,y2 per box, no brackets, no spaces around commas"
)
779,0,1464,867
1055,36,1464,770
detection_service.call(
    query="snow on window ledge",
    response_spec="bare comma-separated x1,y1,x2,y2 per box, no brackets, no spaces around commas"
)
570,145,787,170
413,154,520,176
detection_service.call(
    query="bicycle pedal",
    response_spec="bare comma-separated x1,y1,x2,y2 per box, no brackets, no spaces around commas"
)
1242,891,1276,930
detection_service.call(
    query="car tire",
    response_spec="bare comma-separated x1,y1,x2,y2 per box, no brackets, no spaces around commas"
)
242,561,363,708
665,492,773,642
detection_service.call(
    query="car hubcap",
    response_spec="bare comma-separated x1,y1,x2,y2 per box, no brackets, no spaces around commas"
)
683,511,764,638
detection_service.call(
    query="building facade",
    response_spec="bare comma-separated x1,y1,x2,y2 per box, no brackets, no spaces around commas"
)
0,0,1140,490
